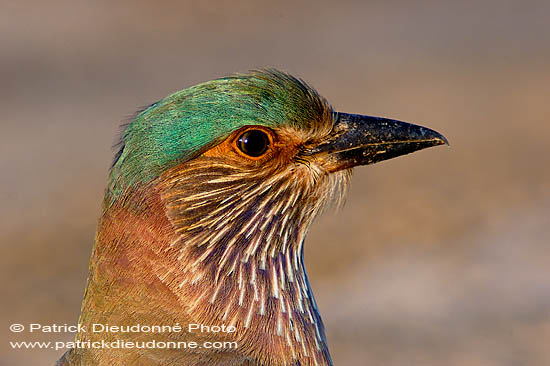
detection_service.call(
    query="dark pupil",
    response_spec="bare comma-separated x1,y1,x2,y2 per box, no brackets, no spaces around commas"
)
238,130,269,157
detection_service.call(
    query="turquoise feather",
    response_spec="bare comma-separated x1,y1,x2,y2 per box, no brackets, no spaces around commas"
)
108,70,331,199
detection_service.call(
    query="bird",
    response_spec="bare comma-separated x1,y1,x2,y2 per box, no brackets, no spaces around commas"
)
55,70,447,366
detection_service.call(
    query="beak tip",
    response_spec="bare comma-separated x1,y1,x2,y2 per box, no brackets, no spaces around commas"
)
427,129,449,147
436,135,450,147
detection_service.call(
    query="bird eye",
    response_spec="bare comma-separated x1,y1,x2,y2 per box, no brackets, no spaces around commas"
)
236,129,270,158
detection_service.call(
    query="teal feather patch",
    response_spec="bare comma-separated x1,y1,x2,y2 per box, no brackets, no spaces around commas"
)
108,70,332,200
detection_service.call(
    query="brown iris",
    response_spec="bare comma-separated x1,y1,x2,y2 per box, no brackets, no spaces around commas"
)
236,129,270,158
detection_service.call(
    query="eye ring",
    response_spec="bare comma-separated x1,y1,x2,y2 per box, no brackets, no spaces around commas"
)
236,129,271,158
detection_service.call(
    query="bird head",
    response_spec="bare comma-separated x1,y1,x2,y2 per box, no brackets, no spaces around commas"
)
90,70,447,366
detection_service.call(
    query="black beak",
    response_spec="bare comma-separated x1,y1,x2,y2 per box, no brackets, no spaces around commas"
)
306,113,448,172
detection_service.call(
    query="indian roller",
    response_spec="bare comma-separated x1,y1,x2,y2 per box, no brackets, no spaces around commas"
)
55,70,447,366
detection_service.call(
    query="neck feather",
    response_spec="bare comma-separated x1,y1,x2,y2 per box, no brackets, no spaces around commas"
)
82,158,349,366
156,159,349,365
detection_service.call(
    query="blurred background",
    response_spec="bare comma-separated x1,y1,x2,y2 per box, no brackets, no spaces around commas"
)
2,1,549,365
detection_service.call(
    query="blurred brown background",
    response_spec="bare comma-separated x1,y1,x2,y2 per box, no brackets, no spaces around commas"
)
2,1,550,365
